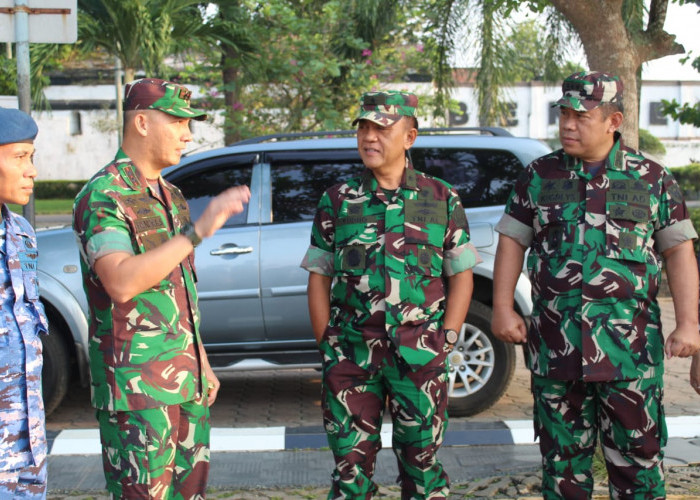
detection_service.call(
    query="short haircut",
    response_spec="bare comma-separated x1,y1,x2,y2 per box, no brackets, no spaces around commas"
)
599,101,624,118
405,115,418,131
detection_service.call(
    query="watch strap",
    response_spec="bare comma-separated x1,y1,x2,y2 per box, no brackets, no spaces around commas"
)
182,222,202,248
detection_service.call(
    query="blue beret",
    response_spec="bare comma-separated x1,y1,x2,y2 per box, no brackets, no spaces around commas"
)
0,107,38,145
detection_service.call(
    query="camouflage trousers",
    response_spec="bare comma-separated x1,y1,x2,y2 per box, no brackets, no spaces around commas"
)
0,459,47,499
532,374,667,499
321,342,449,499
96,394,210,500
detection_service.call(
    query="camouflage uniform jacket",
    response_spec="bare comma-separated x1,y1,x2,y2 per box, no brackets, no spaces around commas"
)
301,162,480,370
496,133,698,381
0,206,48,471
73,149,203,411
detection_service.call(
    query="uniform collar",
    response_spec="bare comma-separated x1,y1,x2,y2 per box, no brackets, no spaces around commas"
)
0,204,29,237
114,148,149,191
561,132,626,172
359,157,419,194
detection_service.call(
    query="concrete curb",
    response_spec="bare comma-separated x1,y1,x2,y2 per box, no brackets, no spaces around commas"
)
48,416,700,456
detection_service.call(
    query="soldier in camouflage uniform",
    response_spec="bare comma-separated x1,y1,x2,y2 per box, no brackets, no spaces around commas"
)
73,79,250,499
492,71,700,499
0,107,49,499
301,90,480,499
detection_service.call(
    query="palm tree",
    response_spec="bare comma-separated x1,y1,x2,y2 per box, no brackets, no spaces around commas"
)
78,0,210,82
425,0,685,147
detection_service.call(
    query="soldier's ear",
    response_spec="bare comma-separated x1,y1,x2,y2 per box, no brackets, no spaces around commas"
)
404,124,417,150
132,112,150,137
608,111,623,133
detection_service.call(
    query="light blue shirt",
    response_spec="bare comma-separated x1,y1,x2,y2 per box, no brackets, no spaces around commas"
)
0,206,48,471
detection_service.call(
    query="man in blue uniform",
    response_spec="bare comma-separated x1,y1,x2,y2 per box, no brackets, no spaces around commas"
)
0,107,49,499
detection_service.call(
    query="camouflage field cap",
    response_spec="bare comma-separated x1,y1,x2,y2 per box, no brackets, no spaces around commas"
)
352,90,418,127
123,78,207,121
553,71,623,112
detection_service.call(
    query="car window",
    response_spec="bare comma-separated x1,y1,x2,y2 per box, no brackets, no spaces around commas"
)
171,154,255,226
410,148,523,208
268,151,364,223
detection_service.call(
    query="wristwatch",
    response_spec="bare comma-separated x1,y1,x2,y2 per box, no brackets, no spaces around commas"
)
444,328,459,346
181,222,202,248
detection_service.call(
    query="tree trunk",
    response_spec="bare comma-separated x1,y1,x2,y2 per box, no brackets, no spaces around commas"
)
548,0,684,150
124,68,135,85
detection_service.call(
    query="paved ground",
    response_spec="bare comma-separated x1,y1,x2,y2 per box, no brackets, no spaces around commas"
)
42,297,700,498
36,216,700,497
45,299,700,432
44,465,700,499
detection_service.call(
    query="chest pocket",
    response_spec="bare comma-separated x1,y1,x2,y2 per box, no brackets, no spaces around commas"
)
605,179,655,264
17,237,47,336
404,198,446,277
334,217,379,276
533,179,581,259
131,216,178,290
18,239,40,301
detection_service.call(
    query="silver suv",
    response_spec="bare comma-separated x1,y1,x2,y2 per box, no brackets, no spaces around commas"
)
37,128,550,416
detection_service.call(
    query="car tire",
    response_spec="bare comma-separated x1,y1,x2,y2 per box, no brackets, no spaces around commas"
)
41,324,70,416
446,301,516,417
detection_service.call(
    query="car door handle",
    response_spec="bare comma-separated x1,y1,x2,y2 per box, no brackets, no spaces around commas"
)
210,244,254,256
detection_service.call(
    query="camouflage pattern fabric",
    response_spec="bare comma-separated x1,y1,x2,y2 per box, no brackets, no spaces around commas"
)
302,162,478,498
321,336,449,499
496,133,697,381
554,71,624,112
302,163,479,370
352,90,418,127
123,78,207,121
0,459,47,499
532,374,667,499
0,207,48,497
97,394,210,499
73,148,205,411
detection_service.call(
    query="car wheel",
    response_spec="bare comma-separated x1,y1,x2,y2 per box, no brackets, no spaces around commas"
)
41,324,70,416
446,301,516,417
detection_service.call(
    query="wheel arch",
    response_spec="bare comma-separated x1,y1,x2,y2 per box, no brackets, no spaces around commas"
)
38,271,90,386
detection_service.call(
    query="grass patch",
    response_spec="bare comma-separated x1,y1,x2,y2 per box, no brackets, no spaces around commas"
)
8,199,74,215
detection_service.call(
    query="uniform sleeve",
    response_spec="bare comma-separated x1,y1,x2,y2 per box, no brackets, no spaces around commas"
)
300,190,335,276
654,167,698,253
74,188,134,268
495,167,536,247
443,187,481,276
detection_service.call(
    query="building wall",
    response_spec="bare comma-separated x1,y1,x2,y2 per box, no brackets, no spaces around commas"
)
30,84,225,181
447,80,700,143
3,79,699,181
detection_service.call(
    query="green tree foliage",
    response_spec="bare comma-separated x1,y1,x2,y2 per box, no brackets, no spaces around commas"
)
420,0,579,127
670,163,700,199
0,44,73,109
186,0,425,143
422,0,687,147
70,0,432,142
503,19,583,83
690,207,700,253
661,55,700,127
638,129,667,156
0,53,17,95
77,0,211,82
